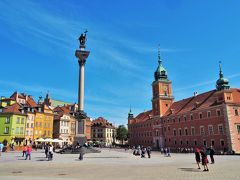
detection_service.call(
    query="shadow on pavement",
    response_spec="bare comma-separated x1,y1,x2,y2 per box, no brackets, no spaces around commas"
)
85,157,122,158
36,159,49,161
179,168,202,172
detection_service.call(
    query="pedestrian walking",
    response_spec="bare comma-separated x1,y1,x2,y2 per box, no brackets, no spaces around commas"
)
164,147,168,156
22,145,27,157
25,145,32,160
195,147,201,169
44,144,49,158
167,147,171,157
200,148,209,171
141,147,146,158
33,142,37,151
48,144,53,161
0,142,4,156
146,146,151,158
10,142,14,151
79,147,85,160
209,146,215,164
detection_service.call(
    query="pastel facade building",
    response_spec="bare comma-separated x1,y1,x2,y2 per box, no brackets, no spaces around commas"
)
128,51,240,153
10,92,37,144
34,103,54,139
53,106,76,144
0,103,27,145
91,117,116,146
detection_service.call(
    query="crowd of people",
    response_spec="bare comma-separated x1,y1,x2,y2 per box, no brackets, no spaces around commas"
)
132,146,152,158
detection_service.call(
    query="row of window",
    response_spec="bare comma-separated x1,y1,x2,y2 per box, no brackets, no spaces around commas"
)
172,124,224,136
15,127,24,134
35,130,51,136
93,129,103,132
130,124,225,138
164,109,222,124
167,139,225,147
16,117,25,124
26,130,33,136
26,123,34,128
60,121,69,127
35,122,51,128
130,131,152,138
129,123,152,129
27,116,35,121
60,129,69,134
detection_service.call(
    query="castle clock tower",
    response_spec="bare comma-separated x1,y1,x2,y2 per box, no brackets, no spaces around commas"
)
152,47,174,116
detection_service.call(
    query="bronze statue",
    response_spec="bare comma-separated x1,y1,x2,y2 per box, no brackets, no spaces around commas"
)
79,30,88,46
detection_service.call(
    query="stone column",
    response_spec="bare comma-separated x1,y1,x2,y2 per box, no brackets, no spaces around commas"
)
74,32,90,145
78,61,85,111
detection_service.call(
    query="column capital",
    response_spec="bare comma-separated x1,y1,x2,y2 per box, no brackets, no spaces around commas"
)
78,59,86,66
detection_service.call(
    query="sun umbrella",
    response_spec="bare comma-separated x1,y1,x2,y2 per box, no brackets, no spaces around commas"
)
35,138,45,142
52,139,63,143
43,138,53,142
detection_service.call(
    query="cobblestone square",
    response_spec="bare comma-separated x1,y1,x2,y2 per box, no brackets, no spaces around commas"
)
0,149,240,180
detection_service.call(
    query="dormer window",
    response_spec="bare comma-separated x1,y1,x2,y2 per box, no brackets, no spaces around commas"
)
194,102,199,109
170,109,174,114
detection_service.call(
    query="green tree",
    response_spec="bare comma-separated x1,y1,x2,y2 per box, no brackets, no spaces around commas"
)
116,125,128,145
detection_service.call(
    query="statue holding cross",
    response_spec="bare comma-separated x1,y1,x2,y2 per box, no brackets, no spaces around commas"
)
78,30,88,47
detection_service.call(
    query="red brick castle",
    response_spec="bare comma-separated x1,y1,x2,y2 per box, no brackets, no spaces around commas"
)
128,49,240,153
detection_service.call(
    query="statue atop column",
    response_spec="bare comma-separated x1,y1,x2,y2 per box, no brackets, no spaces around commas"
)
78,30,88,49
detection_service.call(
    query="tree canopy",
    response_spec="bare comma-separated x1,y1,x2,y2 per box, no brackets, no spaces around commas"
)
116,125,128,144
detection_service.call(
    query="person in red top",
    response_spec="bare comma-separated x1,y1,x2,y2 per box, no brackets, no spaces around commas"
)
25,145,32,160
200,148,209,171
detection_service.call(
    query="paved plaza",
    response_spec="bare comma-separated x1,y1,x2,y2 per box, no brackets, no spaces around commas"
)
0,149,240,180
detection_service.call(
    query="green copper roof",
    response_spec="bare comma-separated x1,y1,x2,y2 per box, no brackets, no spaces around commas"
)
51,99,72,107
128,107,134,118
216,61,230,91
154,47,168,81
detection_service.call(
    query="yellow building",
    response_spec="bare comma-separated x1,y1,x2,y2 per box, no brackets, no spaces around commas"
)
34,104,54,139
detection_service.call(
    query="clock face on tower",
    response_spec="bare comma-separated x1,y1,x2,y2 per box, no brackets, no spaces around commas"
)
163,85,167,91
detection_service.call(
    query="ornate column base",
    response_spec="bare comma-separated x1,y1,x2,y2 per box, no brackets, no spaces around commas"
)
73,110,87,146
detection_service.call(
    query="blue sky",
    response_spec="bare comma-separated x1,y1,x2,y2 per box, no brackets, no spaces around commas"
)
1,0,240,126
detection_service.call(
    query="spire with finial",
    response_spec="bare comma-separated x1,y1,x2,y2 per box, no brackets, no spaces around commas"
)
219,61,224,78
154,45,168,81
158,44,162,64
128,105,134,119
216,61,230,91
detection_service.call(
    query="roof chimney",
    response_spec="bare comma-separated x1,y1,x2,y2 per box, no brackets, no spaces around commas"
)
16,92,19,102
194,92,198,97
